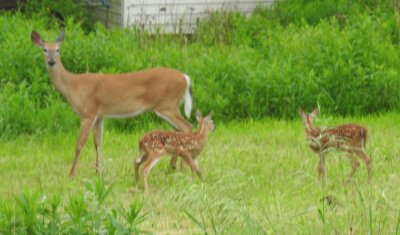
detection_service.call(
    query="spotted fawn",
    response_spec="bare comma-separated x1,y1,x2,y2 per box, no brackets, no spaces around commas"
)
298,107,371,183
135,111,215,191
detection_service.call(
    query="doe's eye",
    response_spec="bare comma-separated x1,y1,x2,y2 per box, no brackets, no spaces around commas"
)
43,49,47,52
56,49,59,53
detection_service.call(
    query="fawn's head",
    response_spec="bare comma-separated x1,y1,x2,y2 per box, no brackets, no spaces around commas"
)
31,29,64,68
196,110,215,133
298,107,319,130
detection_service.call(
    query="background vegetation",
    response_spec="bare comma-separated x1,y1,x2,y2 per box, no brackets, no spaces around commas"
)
1,0,400,137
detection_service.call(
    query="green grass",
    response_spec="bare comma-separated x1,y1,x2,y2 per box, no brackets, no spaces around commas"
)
1,113,400,233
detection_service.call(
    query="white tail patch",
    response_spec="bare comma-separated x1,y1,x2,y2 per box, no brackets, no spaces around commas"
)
183,74,192,118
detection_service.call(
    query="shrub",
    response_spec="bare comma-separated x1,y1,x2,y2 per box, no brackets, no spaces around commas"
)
20,0,95,31
0,177,147,234
1,1,400,136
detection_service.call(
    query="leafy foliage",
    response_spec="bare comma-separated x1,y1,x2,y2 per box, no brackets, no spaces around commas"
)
0,177,147,234
20,0,95,30
1,1,400,136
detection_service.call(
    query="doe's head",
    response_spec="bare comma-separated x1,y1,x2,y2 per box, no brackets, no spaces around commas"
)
196,110,215,132
298,107,319,128
31,29,64,68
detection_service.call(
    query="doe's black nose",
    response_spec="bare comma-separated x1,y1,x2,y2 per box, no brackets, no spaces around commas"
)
48,61,56,66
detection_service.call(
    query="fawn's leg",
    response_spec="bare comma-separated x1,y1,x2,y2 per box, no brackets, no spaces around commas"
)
170,155,178,170
193,157,202,178
142,154,160,192
134,153,148,181
155,109,192,171
318,153,327,182
170,154,188,171
180,157,186,170
345,153,360,183
180,152,202,179
355,149,372,182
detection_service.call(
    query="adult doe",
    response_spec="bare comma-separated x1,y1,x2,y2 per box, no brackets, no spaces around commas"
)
135,111,215,192
298,107,372,182
31,29,193,176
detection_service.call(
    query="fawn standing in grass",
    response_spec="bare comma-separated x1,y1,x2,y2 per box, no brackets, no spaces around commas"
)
298,107,372,183
135,111,215,191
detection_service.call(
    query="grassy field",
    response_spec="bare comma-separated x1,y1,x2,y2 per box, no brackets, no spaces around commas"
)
1,113,400,234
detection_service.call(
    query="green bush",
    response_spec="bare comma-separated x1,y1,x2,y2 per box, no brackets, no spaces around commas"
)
260,0,393,26
20,0,95,31
1,1,400,136
0,177,147,234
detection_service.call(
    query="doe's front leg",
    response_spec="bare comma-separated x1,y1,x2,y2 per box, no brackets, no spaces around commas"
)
93,118,104,175
70,118,95,177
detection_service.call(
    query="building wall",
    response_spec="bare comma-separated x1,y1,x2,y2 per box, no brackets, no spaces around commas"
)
91,0,124,28
0,0,18,10
123,0,274,33
93,0,274,32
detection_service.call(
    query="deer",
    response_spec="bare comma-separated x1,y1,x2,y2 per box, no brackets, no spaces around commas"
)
31,29,193,176
134,110,215,192
298,107,372,183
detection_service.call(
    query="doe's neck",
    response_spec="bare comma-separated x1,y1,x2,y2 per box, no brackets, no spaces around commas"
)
47,58,74,96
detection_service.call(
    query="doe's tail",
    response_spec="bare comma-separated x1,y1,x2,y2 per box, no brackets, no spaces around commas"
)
183,74,193,118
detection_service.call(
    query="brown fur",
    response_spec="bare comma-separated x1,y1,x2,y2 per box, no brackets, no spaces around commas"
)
32,30,193,176
135,111,215,192
298,107,372,182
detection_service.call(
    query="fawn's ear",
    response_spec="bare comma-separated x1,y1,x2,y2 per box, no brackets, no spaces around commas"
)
196,110,202,122
205,112,213,120
311,107,319,117
56,28,65,44
298,107,305,117
31,31,44,48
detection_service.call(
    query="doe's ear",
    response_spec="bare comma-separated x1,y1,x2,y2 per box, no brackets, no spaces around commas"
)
31,31,44,48
56,28,65,44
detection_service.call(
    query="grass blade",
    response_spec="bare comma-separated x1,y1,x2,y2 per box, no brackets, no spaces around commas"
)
396,209,400,235
184,210,208,234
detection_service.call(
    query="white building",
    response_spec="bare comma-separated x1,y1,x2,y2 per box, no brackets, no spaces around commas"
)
91,0,274,33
